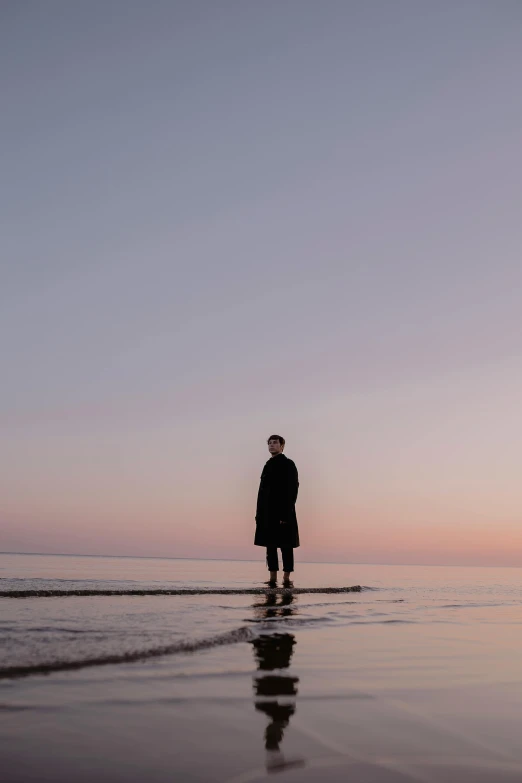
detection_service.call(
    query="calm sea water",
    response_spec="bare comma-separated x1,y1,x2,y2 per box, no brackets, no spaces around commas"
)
2,553,522,678
4,554,522,782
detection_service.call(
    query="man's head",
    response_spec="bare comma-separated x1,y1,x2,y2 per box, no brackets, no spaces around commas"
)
267,435,285,456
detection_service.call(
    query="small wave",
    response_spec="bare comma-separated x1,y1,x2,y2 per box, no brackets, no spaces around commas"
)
347,618,416,625
440,601,508,609
0,626,90,635
0,586,362,598
245,616,332,626
296,600,359,609
376,599,405,603
0,626,254,680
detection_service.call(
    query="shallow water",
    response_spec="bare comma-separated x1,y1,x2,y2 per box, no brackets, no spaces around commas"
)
3,554,522,781
2,554,522,679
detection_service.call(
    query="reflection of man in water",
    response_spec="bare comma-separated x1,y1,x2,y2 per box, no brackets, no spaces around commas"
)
253,590,295,622
257,696,296,753
253,635,298,753
251,593,303,771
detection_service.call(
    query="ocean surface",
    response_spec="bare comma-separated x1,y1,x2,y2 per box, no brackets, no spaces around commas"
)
3,553,522,782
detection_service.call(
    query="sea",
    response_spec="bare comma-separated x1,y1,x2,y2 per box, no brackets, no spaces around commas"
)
2,553,522,782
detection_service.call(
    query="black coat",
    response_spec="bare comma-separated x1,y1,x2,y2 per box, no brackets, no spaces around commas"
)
255,453,300,549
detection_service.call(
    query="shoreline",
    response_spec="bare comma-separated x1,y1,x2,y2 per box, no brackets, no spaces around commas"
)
3,624,522,782
0,585,363,598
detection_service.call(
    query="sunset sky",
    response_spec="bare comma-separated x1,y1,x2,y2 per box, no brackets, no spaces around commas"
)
2,2,522,566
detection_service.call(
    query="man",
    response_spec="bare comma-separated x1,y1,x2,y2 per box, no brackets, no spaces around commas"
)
255,435,300,586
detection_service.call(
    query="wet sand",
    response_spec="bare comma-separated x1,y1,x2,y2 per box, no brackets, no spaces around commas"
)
3,607,522,783
4,558,522,782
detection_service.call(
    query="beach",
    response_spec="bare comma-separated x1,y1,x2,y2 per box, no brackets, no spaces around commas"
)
4,3,522,780
2,555,522,782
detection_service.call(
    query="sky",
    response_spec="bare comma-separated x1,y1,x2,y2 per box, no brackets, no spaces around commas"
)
2,1,522,566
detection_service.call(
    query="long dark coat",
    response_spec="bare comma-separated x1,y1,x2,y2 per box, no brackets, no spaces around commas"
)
255,453,300,549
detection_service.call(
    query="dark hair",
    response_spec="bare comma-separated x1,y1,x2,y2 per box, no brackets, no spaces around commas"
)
267,434,285,446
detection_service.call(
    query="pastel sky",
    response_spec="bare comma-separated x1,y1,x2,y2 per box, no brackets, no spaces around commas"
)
2,2,522,566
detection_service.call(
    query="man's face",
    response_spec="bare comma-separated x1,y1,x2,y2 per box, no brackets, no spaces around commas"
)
268,439,283,456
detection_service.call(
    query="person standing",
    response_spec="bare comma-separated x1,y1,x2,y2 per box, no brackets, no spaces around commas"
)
255,435,300,586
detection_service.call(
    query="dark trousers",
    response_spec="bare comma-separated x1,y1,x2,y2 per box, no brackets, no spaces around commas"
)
266,547,294,573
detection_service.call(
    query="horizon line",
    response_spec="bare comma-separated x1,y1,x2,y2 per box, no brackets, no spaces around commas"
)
1,550,521,569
